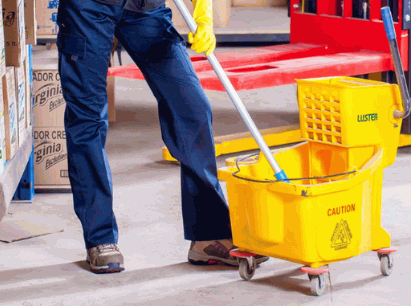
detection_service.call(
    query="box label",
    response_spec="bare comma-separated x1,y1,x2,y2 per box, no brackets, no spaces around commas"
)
3,67,18,159
15,66,26,147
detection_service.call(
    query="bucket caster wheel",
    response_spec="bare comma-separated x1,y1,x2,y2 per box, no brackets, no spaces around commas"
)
238,257,257,281
309,274,327,296
301,265,329,296
375,247,397,276
229,249,257,281
379,253,394,276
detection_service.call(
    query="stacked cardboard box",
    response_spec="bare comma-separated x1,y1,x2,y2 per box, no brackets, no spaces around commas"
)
232,0,287,6
15,64,26,147
24,44,32,128
2,0,28,167
3,67,18,160
0,1,6,174
0,1,5,76
3,0,26,67
25,0,36,44
32,55,70,188
0,73,6,174
0,0,35,180
36,0,58,36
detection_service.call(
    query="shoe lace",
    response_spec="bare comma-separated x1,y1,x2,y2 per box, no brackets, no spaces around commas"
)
97,244,119,253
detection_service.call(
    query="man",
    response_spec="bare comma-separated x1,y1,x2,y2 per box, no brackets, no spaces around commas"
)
57,0,268,273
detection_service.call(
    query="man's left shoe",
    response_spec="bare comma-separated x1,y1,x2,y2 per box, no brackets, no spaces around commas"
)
87,244,125,274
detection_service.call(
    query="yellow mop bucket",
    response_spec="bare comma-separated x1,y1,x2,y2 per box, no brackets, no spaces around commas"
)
218,76,403,295
219,142,387,267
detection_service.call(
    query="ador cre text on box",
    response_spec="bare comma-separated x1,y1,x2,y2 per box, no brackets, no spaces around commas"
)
33,126,70,186
32,69,64,127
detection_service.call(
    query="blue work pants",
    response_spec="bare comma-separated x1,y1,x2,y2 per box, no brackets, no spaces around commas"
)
56,0,232,249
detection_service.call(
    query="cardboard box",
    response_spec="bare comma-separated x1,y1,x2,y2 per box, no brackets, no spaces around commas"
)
0,78,6,174
32,68,64,127
3,67,18,160
36,0,58,35
0,1,6,77
3,0,26,67
15,64,25,147
24,0,36,44
33,126,70,186
24,44,32,128
165,0,231,29
107,75,115,123
232,0,287,6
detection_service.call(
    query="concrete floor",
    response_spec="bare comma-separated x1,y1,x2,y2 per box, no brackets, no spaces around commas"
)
1,46,411,305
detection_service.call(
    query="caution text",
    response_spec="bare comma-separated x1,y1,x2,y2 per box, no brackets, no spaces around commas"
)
328,204,355,217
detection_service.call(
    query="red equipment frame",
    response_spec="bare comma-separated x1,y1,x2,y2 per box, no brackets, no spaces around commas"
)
108,0,411,158
108,0,408,91
289,0,408,66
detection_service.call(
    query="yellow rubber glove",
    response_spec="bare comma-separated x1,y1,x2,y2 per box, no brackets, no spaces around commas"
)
188,0,216,56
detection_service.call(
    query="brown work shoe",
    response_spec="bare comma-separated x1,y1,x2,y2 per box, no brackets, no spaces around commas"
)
86,244,125,274
188,239,269,266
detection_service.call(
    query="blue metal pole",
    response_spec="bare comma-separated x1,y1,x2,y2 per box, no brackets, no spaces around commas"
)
382,6,411,119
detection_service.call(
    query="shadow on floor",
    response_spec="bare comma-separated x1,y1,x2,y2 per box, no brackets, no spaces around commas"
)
0,260,239,304
0,256,391,304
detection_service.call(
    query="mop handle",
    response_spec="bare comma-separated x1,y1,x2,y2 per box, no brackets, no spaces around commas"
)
172,0,288,180
381,7,411,119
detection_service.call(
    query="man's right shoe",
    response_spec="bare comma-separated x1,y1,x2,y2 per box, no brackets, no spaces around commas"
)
86,244,125,274
188,239,269,266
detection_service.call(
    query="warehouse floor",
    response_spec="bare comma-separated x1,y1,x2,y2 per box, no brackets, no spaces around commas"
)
2,41,411,305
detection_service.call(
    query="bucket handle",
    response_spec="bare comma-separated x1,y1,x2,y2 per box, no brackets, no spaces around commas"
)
231,153,357,183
